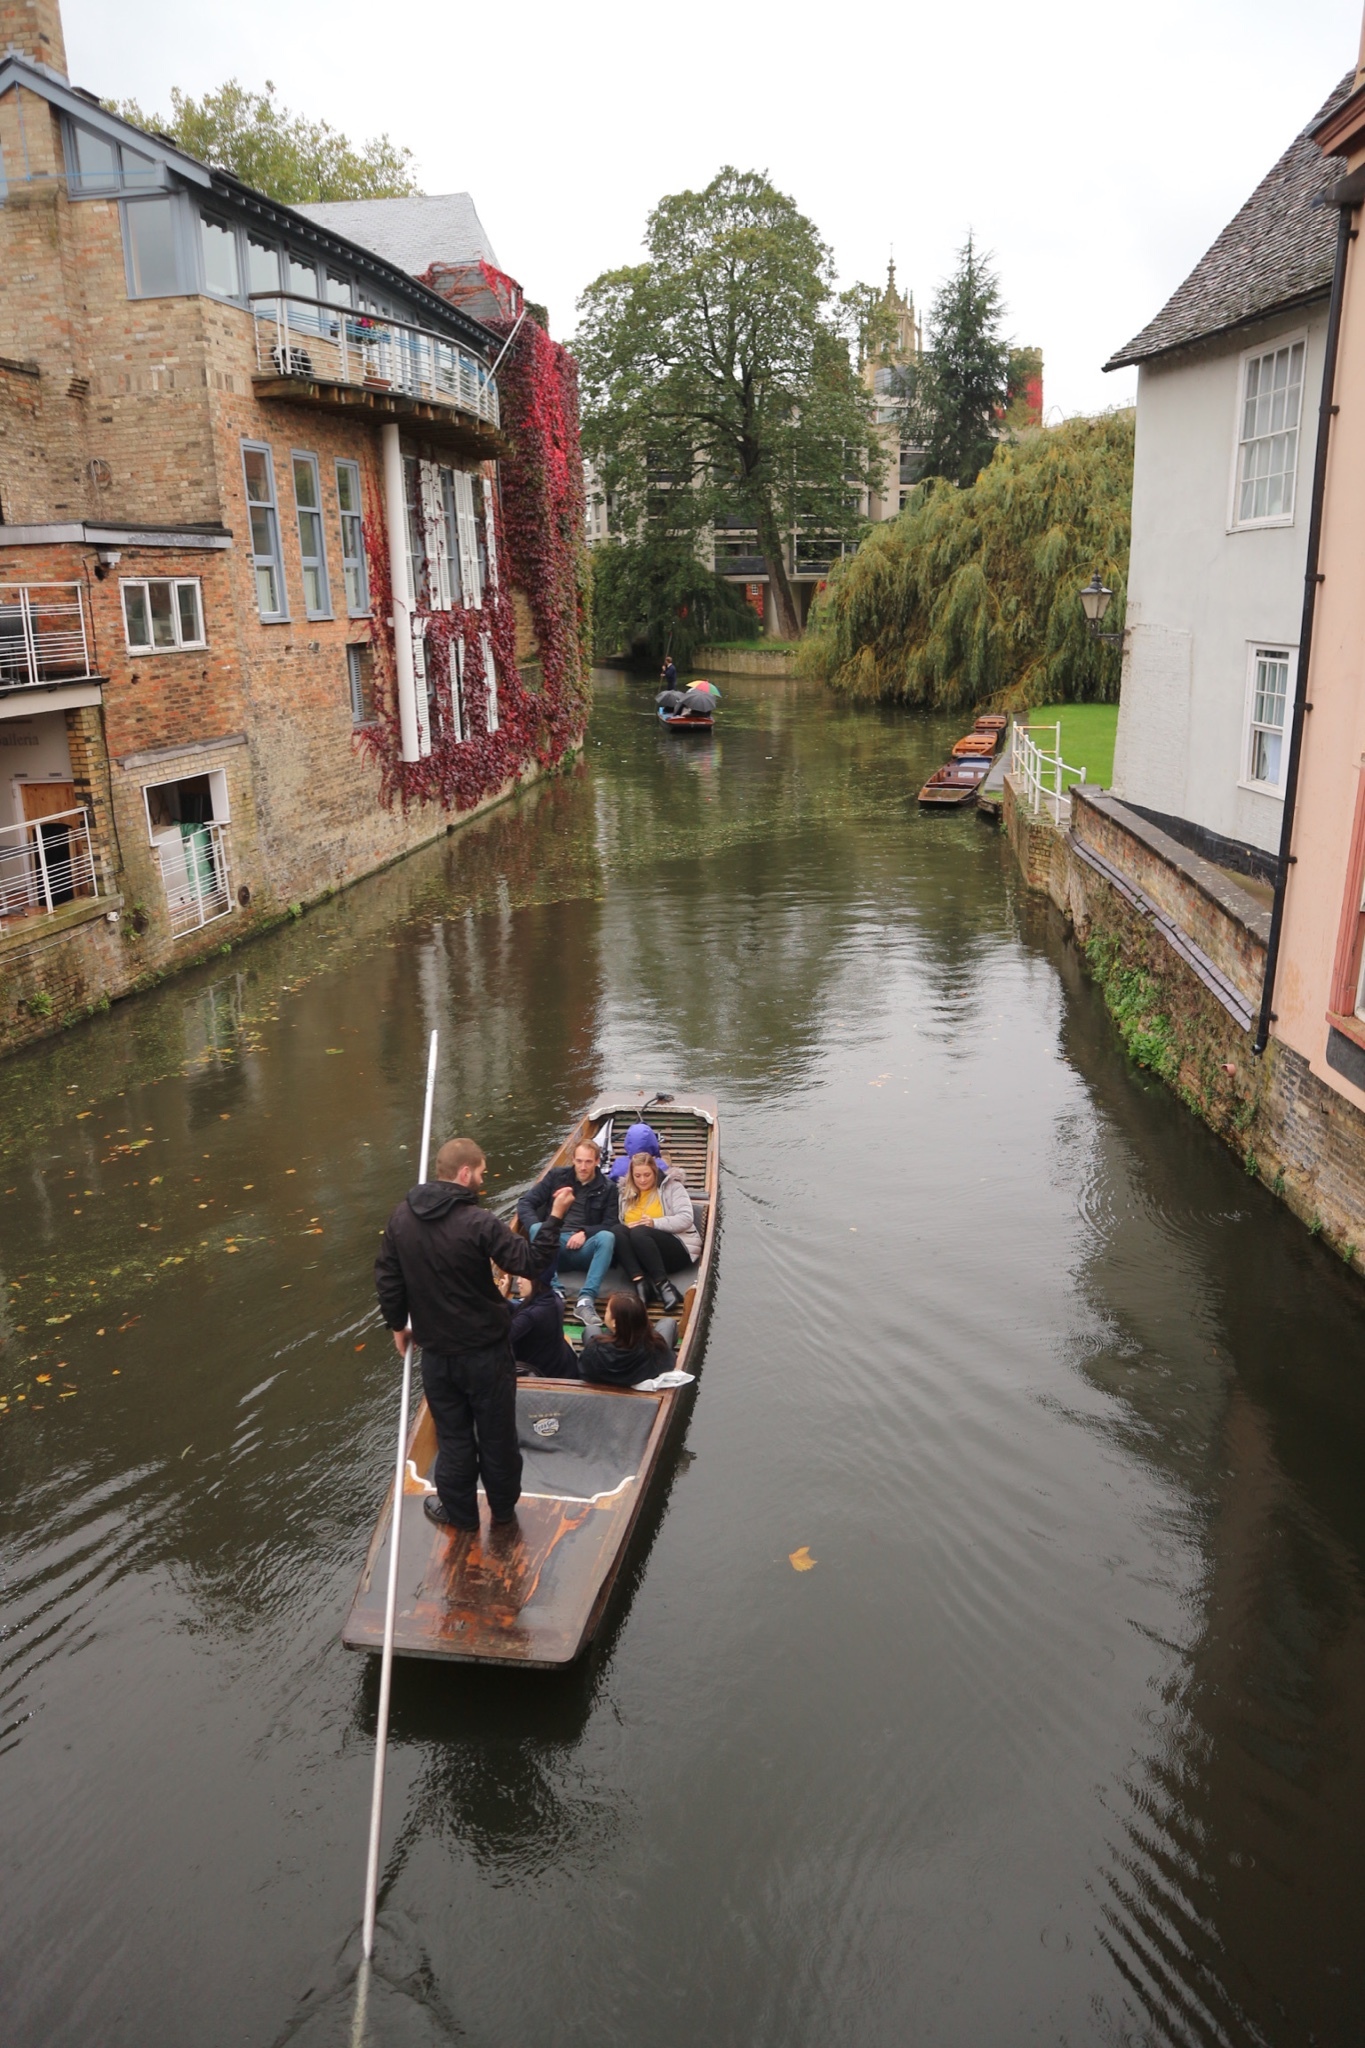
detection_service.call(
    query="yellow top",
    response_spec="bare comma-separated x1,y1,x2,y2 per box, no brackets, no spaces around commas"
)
620,1184,665,1227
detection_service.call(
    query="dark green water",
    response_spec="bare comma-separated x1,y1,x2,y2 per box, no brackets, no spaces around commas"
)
3,675,1364,2046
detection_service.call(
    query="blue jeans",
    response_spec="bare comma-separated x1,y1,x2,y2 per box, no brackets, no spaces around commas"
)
529,1222,614,1301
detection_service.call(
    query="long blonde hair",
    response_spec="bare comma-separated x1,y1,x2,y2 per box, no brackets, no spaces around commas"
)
621,1150,662,1220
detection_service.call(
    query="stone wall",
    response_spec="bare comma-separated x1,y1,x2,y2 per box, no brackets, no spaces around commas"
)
1001,772,1365,1273
692,644,800,677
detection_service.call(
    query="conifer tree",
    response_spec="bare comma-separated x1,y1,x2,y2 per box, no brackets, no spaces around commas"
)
906,235,1012,488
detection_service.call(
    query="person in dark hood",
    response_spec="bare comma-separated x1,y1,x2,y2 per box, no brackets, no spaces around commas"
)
504,1270,581,1379
375,1136,575,1533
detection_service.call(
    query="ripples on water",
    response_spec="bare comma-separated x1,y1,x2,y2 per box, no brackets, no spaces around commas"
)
2,675,1364,2046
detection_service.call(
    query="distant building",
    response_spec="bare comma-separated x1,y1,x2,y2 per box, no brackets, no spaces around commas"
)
859,261,925,522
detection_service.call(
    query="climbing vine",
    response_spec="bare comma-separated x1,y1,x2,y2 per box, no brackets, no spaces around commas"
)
354,277,591,816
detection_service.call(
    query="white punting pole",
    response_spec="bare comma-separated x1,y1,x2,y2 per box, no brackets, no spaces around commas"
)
360,1026,439,1968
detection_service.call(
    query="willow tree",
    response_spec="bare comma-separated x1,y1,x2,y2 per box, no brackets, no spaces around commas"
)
800,409,1135,708
575,168,879,641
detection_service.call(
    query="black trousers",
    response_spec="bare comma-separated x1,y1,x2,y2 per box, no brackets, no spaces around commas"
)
609,1223,690,1285
420,1340,522,1528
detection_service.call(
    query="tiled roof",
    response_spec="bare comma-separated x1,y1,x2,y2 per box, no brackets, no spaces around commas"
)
293,193,499,278
1105,75,1354,371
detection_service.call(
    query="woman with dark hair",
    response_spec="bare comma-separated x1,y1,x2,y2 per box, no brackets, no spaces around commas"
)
608,1149,698,1314
579,1291,674,1388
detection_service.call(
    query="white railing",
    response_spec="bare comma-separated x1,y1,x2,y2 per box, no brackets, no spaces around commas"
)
249,294,500,429
0,807,99,924
0,584,96,693
155,821,233,937
1010,720,1087,825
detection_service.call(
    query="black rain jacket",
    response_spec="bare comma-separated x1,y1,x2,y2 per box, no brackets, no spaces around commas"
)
515,1164,618,1235
375,1181,562,1353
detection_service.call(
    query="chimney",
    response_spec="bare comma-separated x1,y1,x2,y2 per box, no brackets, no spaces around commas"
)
0,0,67,76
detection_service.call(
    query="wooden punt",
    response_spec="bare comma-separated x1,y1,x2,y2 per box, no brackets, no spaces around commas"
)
950,727,1003,758
917,756,994,806
659,710,714,730
342,1093,719,1669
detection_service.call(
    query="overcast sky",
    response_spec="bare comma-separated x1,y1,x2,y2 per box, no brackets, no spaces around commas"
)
66,0,1362,417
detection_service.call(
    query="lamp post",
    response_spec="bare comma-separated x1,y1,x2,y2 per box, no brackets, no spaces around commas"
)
1079,571,1125,647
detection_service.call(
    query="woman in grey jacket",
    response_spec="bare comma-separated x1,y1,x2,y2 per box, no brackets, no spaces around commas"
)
609,1150,699,1313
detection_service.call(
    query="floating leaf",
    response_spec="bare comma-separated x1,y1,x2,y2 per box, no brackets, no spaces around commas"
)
789,1546,816,1572
35,1373,51,1384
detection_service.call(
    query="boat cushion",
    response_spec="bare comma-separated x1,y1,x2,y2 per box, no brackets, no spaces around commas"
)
515,1383,660,1503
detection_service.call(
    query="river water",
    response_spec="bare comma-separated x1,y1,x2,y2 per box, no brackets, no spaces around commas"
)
2,674,1363,2047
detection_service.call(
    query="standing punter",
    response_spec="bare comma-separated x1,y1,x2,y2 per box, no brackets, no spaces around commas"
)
375,1136,575,1533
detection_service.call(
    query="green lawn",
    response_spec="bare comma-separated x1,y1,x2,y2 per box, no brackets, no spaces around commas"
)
1025,702,1119,788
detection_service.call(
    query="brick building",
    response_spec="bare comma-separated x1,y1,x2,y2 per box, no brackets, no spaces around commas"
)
0,0,579,1053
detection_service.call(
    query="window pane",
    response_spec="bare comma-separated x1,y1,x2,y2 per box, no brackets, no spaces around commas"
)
243,449,272,505
148,581,176,648
176,583,203,643
123,585,150,648
292,456,320,510
337,462,358,515
248,238,279,296
72,124,118,191
326,270,352,307
120,145,156,187
126,198,181,296
287,256,317,300
255,563,278,614
1252,729,1282,785
201,216,240,299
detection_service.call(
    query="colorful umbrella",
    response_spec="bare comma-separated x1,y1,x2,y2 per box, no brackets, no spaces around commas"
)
690,680,722,702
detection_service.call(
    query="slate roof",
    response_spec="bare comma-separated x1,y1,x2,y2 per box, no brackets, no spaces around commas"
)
294,194,500,279
1105,75,1355,371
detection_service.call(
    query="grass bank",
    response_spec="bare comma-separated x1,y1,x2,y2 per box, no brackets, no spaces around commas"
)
1025,702,1119,789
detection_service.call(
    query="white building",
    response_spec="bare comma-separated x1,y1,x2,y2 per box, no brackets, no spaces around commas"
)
1105,76,1352,877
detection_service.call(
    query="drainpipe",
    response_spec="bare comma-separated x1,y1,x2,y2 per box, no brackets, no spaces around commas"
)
1254,196,1358,1054
381,422,420,763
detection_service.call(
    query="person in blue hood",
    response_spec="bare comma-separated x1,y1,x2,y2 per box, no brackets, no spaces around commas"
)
608,1122,670,1180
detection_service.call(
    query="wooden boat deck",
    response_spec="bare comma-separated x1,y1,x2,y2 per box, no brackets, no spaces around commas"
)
342,1095,719,1668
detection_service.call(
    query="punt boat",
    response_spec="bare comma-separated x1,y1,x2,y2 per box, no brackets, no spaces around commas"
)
342,1092,719,1669
659,709,714,731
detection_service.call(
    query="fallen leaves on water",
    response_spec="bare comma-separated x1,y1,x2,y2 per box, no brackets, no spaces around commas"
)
789,1546,817,1572
325,1048,343,1055
35,1373,51,1384
46,1314,71,1325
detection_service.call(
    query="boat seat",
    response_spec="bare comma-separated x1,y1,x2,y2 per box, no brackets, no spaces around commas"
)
579,1259,701,1302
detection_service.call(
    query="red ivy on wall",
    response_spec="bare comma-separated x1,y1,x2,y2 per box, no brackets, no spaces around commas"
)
353,288,591,817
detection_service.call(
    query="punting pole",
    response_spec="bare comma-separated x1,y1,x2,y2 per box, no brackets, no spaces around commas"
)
359,1027,439,1973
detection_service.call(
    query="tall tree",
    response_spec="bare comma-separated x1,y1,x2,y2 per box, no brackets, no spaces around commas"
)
108,81,419,205
575,167,878,641
905,235,1011,488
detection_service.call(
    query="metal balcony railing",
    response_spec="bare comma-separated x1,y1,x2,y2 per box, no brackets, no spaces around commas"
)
0,807,100,925
249,294,500,428
0,584,97,693
155,820,233,937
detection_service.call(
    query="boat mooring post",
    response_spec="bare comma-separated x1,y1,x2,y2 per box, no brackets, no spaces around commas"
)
359,1026,439,1969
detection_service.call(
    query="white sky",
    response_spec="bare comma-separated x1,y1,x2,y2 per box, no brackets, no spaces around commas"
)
65,0,1362,418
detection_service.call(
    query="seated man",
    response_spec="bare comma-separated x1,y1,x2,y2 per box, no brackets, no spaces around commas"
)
516,1137,618,1333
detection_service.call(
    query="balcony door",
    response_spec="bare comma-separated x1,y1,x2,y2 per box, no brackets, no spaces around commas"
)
21,781,76,822
19,781,81,906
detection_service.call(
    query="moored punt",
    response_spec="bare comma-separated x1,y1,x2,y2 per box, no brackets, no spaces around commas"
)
950,725,1005,758
342,1093,719,1668
917,756,994,806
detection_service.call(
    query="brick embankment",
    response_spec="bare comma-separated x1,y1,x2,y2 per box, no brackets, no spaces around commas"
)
1002,772,1365,1269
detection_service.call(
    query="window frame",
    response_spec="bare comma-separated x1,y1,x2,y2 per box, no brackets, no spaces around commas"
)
1239,642,1294,797
347,643,376,726
336,460,370,617
241,440,289,623
1228,331,1307,533
63,117,168,198
199,210,242,302
121,192,193,300
290,451,333,621
120,577,207,654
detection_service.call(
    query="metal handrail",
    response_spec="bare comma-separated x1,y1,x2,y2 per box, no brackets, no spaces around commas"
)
1010,721,1086,826
0,806,99,924
0,584,95,692
248,292,500,428
154,819,233,938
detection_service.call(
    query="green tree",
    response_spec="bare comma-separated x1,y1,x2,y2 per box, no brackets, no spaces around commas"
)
799,409,1134,709
591,537,758,670
108,81,419,205
575,167,879,642
905,234,1011,487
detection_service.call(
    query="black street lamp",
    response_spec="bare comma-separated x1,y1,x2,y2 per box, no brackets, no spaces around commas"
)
1079,572,1125,647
